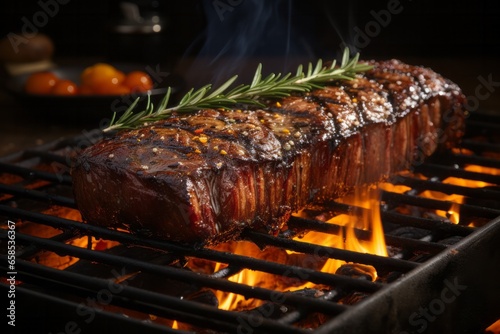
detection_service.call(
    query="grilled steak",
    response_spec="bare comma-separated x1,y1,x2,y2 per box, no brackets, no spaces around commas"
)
72,60,466,245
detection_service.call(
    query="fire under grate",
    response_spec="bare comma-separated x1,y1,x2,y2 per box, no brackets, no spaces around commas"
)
1,111,500,334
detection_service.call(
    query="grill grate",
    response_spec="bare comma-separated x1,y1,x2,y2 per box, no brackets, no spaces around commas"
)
1,112,500,333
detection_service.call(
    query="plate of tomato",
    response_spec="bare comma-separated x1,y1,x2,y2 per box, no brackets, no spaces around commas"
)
3,62,177,123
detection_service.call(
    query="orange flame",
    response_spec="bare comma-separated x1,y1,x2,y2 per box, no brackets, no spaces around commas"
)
23,206,120,269
178,163,500,323
419,164,500,225
325,186,387,280
486,319,500,334
211,241,268,310
344,187,388,258
201,186,388,312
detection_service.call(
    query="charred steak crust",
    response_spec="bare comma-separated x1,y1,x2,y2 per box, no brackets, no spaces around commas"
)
72,60,466,244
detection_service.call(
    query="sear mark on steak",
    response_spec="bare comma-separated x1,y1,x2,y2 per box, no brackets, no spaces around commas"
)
71,60,466,245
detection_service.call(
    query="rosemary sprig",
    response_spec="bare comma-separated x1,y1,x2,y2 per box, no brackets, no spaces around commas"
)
104,48,372,132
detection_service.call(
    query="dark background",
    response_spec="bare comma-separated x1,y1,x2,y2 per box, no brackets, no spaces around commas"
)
1,0,499,59
0,0,499,154
1,0,499,91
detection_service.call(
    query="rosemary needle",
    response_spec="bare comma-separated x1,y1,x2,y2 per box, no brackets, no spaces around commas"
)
104,48,372,133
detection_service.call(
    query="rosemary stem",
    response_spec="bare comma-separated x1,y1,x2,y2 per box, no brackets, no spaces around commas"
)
103,48,372,133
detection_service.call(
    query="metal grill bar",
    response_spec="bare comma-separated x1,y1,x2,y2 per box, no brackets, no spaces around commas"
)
0,161,72,185
0,209,382,293
461,139,500,153
0,257,310,334
307,201,476,236
1,112,500,333
243,230,418,273
415,163,500,184
315,215,500,334
286,216,448,254
0,283,180,334
380,211,474,236
392,175,500,200
22,149,72,165
381,191,500,218
0,183,75,207
0,129,102,164
14,230,80,258
445,153,500,169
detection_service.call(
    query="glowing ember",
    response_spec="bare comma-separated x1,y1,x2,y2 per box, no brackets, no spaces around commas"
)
486,319,500,334
419,164,500,225
293,229,344,285
189,185,388,312
328,186,388,280
211,244,262,310
21,206,120,269
342,187,388,258
446,202,461,225
208,241,294,310
188,162,500,315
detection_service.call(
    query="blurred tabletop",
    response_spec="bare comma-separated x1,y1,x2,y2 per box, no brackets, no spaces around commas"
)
0,89,85,157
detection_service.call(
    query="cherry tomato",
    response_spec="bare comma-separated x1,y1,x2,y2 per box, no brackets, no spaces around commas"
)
79,85,94,95
51,79,78,95
25,71,59,94
123,71,153,92
80,63,128,95
81,63,117,86
92,82,131,95
114,70,125,84
106,84,131,95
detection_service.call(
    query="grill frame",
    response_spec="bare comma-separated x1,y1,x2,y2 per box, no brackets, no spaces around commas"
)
317,215,500,334
1,112,500,333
